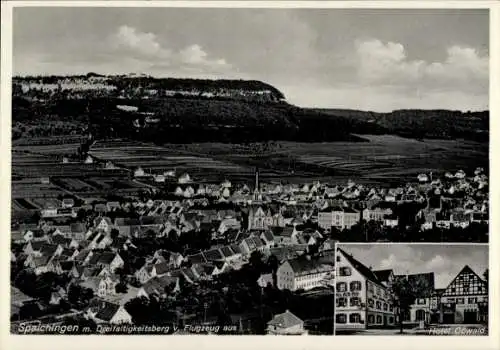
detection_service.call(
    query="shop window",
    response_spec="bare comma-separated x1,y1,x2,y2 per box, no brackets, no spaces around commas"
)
368,314,375,324
376,315,382,324
336,314,347,324
349,313,361,323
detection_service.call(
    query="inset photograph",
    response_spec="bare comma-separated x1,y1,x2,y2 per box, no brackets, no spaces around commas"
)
335,244,488,335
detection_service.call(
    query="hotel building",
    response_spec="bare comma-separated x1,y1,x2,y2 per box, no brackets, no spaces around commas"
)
335,248,396,330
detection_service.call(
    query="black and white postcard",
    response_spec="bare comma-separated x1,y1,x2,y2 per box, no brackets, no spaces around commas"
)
1,2,498,350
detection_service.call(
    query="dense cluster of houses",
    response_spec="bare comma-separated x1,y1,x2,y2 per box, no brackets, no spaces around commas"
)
10,167,488,331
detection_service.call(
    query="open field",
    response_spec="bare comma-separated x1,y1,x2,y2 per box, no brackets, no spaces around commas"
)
12,135,488,188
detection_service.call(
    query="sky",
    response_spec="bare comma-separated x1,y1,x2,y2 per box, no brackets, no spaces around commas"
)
338,244,488,289
12,7,489,111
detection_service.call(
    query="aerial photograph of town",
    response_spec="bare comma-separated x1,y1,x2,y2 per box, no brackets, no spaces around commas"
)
8,6,489,336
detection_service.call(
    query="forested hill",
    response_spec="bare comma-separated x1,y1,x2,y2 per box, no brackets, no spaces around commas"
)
13,74,285,102
312,108,489,142
12,75,489,143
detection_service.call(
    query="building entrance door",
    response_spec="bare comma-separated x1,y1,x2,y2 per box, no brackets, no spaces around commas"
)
464,311,477,324
443,313,455,324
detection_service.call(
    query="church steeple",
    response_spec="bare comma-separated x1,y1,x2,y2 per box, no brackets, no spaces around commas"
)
254,167,262,201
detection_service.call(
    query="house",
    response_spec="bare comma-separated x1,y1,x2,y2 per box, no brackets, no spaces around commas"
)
87,252,124,273
270,226,295,246
439,265,488,324
80,275,119,298
70,223,87,241
266,310,307,335
94,217,113,233
257,273,274,288
335,248,396,331
383,214,399,228
26,255,51,275
362,207,393,223
218,217,241,234
178,173,192,184
134,167,145,177
318,207,360,231
239,236,265,256
86,300,132,324
61,198,75,209
260,230,275,248
137,275,181,299
276,255,335,291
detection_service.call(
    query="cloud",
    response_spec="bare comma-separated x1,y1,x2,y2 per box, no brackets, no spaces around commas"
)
355,39,489,93
179,44,229,68
109,25,230,73
113,25,170,58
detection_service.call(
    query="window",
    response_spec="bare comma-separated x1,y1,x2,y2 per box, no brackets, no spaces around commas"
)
350,297,360,307
337,282,347,292
389,305,394,312
417,298,426,305
376,301,381,310
451,287,456,293
456,298,464,304
337,297,347,307
350,281,362,291
349,313,361,323
336,256,341,262
368,314,375,324
468,297,478,304
336,314,347,324
340,267,352,276
376,315,382,324
368,299,374,307
368,283,374,293
383,303,388,311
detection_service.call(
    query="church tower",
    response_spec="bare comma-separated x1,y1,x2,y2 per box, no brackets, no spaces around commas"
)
253,167,262,201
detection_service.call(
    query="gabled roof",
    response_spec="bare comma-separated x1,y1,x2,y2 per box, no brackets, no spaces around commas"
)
204,249,224,262
441,265,487,296
337,248,385,288
153,261,171,276
220,246,234,258
95,302,121,321
262,230,275,242
287,256,334,276
373,269,393,284
32,255,51,267
229,244,242,255
267,310,303,328
188,253,207,265
270,226,294,237
70,222,86,234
